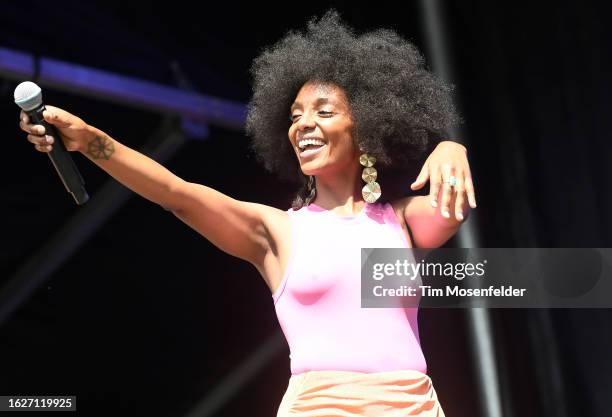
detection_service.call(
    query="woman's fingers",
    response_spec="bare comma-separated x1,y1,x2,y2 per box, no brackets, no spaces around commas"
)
410,161,430,190
27,134,54,152
465,175,477,208
34,143,53,152
19,111,47,135
428,164,441,207
42,107,73,128
20,111,57,153
22,109,51,153
454,173,466,221
19,119,31,134
439,165,454,218
20,120,46,136
27,134,53,145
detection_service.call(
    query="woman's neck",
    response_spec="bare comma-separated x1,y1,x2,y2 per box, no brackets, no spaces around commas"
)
312,167,365,216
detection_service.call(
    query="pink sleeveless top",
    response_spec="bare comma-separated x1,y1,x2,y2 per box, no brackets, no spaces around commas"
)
272,201,427,375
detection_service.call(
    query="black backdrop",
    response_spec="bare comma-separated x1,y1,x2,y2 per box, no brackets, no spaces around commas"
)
1,1,610,416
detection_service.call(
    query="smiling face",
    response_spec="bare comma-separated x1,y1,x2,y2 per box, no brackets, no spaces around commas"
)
288,81,360,177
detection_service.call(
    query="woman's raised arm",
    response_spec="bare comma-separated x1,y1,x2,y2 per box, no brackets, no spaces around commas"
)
19,106,274,266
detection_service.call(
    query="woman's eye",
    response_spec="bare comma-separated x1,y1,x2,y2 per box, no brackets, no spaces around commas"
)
289,111,332,122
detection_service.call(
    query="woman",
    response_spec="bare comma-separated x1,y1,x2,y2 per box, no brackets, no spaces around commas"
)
19,10,475,417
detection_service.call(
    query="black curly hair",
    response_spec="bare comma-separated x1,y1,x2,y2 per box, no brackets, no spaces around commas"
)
245,9,460,209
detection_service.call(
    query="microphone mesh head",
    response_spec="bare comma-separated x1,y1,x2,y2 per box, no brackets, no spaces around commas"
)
14,81,42,111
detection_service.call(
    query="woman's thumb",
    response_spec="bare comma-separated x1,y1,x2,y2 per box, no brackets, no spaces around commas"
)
42,109,70,127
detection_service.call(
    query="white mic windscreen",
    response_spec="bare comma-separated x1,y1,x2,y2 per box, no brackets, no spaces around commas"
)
14,81,43,111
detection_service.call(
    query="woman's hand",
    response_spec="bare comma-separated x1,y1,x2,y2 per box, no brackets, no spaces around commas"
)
410,140,476,221
19,105,92,153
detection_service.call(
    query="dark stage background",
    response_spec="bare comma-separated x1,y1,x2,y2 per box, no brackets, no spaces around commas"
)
1,1,610,416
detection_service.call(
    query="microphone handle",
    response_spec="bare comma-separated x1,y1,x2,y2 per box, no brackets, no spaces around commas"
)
28,106,89,205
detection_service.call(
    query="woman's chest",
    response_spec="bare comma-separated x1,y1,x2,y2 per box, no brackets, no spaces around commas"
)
285,219,407,303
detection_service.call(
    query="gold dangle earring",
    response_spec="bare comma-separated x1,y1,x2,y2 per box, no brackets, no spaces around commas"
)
359,152,381,203
307,175,316,195
306,175,316,203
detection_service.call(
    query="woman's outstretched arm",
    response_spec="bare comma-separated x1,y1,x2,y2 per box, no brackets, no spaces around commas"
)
19,106,273,266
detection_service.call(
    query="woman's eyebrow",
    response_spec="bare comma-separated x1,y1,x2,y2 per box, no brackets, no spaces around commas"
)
290,97,332,112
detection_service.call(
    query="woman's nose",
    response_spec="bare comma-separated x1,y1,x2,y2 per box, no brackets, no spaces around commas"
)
297,113,316,130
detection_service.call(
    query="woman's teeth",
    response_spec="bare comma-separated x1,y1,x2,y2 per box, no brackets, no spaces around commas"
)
298,139,326,150
298,142,327,158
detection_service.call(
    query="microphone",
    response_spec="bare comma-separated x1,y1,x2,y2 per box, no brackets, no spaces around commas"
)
14,81,89,205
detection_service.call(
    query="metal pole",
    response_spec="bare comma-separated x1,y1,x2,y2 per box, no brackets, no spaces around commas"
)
0,47,244,130
183,331,286,417
419,2,503,417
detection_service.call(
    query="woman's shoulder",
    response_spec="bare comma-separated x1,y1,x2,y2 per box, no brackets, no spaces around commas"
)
388,196,412,216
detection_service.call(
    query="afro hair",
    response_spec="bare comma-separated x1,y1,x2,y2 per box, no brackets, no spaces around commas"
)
245,9,460,208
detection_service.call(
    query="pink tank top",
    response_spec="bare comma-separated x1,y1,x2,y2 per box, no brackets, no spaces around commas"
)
272,201,427,375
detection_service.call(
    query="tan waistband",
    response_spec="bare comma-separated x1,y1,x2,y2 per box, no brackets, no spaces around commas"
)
276,369,445,417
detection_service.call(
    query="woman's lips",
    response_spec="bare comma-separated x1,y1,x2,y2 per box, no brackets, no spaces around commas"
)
299,144,327,158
